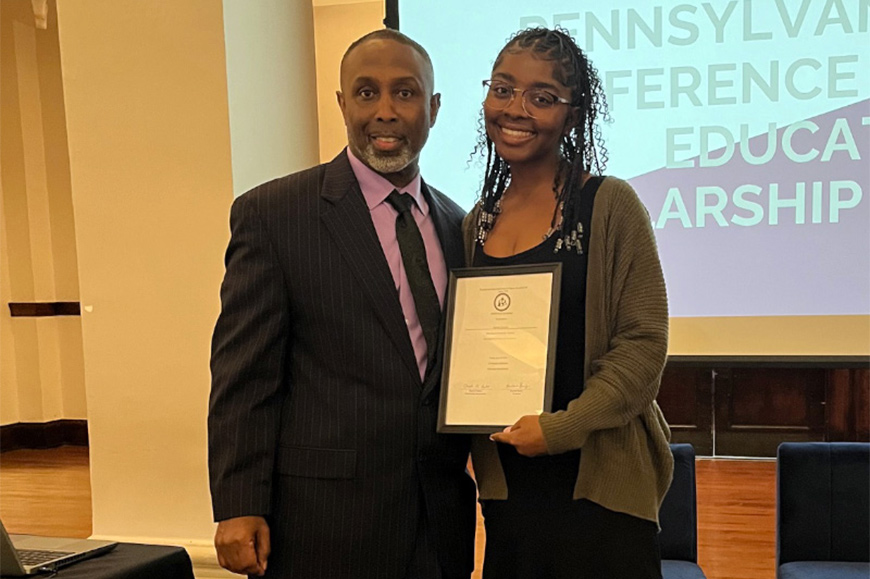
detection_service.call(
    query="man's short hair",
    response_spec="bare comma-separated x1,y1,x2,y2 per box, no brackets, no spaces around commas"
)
340,29,434,81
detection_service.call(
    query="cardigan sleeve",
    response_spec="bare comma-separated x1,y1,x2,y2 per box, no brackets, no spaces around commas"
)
538,180,669,454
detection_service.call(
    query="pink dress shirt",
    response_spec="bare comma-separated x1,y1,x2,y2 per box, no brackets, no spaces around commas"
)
347,149,448,380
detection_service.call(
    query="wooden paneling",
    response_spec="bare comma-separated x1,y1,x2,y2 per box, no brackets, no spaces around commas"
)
658,362,868,457
0,420,89,452
7,302,81,316
658,367,714,455
715,368,826,457
857,368,870,439
827,368,870,441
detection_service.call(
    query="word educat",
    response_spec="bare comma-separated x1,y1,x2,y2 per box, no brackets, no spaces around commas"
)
667,116,869,168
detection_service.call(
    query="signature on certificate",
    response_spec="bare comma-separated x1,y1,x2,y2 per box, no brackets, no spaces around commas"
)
505,382,531,395
461,383,492,395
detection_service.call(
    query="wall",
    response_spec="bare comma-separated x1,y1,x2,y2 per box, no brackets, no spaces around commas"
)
0,0,86,426
313,0,384,162
223,0,319,196
0,182,18,424
54,0,233,543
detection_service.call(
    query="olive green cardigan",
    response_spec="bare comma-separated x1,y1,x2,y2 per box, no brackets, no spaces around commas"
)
462,176,674,524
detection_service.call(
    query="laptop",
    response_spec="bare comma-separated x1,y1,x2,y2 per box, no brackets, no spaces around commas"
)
0,519,117,576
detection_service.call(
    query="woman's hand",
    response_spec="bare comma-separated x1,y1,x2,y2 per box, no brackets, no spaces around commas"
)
489,414,548,457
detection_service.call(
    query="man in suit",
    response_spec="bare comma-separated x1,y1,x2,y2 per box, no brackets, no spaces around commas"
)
208,29,476,579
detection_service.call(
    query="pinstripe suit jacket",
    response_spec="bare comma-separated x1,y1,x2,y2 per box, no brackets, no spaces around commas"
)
208,151,476,579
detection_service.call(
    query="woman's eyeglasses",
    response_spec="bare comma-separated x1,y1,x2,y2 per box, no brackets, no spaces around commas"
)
482,80,572,118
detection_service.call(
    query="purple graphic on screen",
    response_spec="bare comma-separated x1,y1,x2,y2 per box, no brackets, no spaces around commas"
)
629,99,869,318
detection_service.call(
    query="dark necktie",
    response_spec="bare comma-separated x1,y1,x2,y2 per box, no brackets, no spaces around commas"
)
386,190,441,369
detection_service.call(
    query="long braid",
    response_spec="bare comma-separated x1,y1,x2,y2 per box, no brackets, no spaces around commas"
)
471,27,610,250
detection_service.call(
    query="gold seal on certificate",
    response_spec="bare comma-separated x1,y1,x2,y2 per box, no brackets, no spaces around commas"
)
437,263,562,433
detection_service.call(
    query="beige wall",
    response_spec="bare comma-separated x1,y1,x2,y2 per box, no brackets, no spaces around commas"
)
55,0,234,542
223,0,319,196
0,0,86,426
0,179,19,424
313,1,384,163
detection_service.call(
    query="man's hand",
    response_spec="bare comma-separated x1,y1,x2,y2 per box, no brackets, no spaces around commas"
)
489,414,548,457
214,516,270,576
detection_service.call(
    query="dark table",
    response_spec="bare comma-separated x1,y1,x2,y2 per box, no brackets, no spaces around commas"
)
10,543,195,579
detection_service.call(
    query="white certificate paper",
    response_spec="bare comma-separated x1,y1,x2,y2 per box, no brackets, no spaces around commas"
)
438,264,561,433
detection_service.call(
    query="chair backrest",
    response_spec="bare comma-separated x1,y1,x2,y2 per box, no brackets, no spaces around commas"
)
659,443,698,562
777,442,870,566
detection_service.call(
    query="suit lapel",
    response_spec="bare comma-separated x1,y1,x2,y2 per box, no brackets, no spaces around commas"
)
423,181,464,272
320,152,420,383
421,182,463,398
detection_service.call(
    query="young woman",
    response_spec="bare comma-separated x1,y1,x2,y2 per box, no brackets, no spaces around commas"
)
463,27,673,578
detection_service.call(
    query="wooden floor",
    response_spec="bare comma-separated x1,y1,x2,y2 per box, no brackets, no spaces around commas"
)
0,446,92,538
0,447,776,578
695,459,776,579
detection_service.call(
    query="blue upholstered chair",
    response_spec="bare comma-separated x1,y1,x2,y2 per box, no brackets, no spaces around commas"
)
660,443,708,579
777,442,870,579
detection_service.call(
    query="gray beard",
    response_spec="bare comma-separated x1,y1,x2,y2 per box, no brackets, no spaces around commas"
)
359,143,414,175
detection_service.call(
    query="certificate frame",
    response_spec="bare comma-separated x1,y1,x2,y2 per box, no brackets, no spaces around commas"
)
437,263,562,434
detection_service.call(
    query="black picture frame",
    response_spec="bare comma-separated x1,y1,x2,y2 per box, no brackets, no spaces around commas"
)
437,263,562,434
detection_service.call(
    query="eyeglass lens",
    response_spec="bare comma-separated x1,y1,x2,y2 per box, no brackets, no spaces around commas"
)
483,81,559,117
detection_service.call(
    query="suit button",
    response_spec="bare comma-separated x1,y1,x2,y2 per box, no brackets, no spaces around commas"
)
422,397,433,406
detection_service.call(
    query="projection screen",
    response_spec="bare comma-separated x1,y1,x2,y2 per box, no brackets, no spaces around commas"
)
392,0,870,357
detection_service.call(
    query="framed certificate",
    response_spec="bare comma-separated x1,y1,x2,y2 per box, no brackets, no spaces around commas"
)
437,263,562,434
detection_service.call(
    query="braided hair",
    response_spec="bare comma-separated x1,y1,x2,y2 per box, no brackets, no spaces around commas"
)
473,27,610,250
